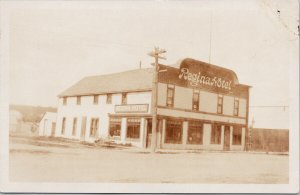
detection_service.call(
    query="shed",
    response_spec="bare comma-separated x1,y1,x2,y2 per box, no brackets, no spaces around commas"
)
38,112,57,136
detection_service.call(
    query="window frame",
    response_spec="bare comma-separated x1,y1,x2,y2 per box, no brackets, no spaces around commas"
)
61,117,66,135
121,93,127,105
232,125,242,145
217,95,223,114
72,117,77,136
165,119,183,144
192,89,200,111
63,97,67,106
109,117,122,138
187,120,203,145
211,123,222,144
126,118,141,140
234,98,239,116
90,118,99,137
166,84,175,107
93,95,99,105
106,94,112,104
76,96,81,105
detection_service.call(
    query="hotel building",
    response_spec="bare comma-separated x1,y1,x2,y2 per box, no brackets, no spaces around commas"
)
55,58,250,151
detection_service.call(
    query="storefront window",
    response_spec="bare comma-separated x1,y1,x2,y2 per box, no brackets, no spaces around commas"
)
109,117,121,137
90,118,99,137
126,118,140,139
165,120,182,144
187,120,203,144
211,124,221,144
232,126,242,145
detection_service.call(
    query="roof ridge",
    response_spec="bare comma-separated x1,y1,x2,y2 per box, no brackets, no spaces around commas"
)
84,67,153,79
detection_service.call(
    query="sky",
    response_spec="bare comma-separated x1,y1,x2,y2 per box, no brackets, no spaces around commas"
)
6,0,298,129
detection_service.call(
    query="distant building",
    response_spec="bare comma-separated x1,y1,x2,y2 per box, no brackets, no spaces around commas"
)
38,112,57,136
55,58,250,151
9,110,23,132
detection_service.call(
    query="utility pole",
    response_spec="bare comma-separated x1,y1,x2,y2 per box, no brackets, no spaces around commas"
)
148,47,166,153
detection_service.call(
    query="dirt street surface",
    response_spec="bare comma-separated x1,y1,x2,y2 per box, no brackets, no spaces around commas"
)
9,135,288,183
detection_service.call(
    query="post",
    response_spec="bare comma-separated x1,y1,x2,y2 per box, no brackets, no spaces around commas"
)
148,47,166,153
151,56,158,152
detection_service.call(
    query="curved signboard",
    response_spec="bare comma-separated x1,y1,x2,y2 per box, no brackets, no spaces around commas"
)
158,58,245,96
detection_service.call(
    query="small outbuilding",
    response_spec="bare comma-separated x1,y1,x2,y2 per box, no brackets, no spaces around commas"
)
38,112,57,137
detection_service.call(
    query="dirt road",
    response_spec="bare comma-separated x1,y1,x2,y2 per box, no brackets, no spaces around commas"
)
9,135,288,183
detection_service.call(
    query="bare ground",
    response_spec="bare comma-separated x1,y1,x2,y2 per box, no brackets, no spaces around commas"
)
9,135,288,183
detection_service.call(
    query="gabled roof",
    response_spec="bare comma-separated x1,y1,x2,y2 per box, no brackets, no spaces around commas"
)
58,68,153,97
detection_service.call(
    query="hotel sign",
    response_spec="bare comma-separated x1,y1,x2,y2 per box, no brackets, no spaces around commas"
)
115,104,149,113
158,58,237,92
179,68,232,90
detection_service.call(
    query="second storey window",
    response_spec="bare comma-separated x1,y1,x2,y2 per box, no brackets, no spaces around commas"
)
93,95,99,105
63,97,67,106
107,94,112,104
217,95,223,114
234,98,239,116
192,90,199,111
121,93,127,105
77,96,81,105
166,84,175,107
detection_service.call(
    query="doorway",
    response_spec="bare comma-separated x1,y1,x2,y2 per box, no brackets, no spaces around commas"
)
223,125,230,151
81,116,87,140
146,119,152,148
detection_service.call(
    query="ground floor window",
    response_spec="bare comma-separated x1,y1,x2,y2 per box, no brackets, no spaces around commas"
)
232,126,242,145
109,117,121,137
187,120,203,144
72,118,77,136
90,118,99,137
165,120,182,144
126,118,140,139
61,117,66,135
211,124,222,144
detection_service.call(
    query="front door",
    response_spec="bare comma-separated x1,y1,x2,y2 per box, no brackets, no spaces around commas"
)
81,116,87,140
223,125,230,151
146,119,152,148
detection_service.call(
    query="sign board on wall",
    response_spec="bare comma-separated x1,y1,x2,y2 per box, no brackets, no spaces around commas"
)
158,58,244,95
115,104,149,113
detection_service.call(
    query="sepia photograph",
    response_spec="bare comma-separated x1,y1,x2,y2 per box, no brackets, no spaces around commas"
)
0,0,299,193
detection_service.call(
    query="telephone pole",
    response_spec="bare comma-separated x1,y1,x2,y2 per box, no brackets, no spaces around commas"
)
148,47,166,153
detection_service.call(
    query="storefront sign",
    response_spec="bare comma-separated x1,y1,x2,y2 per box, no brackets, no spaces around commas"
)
179,68,232,90
115,104,149,113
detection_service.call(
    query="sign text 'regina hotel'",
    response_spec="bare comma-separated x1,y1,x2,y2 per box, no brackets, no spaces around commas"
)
55,58,250,151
